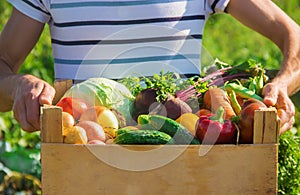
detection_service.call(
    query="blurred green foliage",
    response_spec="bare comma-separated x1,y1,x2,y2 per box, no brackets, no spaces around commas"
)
0,0,299,194
203,0,300,70
278,130,300,195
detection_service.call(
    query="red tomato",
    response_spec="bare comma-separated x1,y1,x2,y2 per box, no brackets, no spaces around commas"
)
56,97,88,120
238,98,267,144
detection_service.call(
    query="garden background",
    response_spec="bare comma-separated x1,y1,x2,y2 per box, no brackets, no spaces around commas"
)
0,1,299,194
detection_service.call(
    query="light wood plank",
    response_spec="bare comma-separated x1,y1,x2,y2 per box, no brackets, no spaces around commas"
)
253,110,264,144
41,105,63,143
53,79,73,105
263,108,278,144
41,144,278,195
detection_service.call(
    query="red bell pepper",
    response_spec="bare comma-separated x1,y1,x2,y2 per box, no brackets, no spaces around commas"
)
196,107,237,144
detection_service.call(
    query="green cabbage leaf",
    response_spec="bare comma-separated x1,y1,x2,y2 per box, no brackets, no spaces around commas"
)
63,78,135,122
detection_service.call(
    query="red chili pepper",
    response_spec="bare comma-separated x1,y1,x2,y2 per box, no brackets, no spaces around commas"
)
196,107,237,144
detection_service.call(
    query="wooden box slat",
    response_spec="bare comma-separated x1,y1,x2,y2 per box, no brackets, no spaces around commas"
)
52,79,73,105
40,105,63,143
253,110,264,144
263,108,279,144
40,80,279,195
41,144,277,195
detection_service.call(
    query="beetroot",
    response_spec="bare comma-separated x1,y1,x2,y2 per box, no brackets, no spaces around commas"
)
133,89,192,121
159,94,192,120
132,88,159,120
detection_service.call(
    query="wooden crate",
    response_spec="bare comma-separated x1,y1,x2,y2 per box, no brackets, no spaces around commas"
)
40,80,279,195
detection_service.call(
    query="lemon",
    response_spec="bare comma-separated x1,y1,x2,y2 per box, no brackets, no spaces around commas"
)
176,113,199,136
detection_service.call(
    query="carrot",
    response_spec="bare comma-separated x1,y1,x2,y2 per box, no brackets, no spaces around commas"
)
195,108,211,117
203,87,236,120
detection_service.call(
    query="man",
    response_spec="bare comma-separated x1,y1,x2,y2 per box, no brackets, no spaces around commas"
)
0,0,299,133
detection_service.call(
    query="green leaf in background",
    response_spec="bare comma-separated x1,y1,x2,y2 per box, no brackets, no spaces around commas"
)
278,130,300,194
0,142,41,180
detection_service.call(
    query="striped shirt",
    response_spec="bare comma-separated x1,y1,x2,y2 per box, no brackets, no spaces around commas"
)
8,0,230,80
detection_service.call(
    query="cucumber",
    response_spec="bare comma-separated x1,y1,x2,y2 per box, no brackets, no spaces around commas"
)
115,128,131,136
137,114,200,145
114,130,174,145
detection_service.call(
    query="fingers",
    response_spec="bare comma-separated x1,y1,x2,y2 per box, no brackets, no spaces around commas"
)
13,97,37,132
25,89,41,131
262,83,278,106
13,79,55,132
262,82,295,134
279,115,295,135
277,102,295,134
13,89,41,132
39,83,55,106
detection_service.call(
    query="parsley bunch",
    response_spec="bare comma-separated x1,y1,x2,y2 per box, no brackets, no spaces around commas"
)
118,70,204,102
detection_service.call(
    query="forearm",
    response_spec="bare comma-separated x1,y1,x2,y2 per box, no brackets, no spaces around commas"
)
272,28,300,96
0,59,20,111
227,0,300,96
0,8,46,111
265,9,300,96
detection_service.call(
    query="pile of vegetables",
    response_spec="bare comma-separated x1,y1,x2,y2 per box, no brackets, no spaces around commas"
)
55,59,281,145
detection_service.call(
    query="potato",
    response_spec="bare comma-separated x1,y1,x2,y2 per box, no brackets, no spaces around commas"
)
105,139,115,144
88,140,106,145
76,120,106,142
79,106,119,131
62,111,75,127
63,126,88,144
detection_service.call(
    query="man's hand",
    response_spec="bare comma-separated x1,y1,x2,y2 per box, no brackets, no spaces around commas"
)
12,75,55,132
0,8,51,132
263,82,295,134
227,0,300,134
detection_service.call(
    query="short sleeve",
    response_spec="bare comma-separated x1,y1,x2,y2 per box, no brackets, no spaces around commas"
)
206,0,231,15
7,0,51,23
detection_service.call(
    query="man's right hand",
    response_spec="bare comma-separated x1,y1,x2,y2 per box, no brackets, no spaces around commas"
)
0,8,51,132
12,74,55,132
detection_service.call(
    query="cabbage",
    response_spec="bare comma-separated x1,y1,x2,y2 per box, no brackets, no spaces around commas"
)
63,78,135,122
